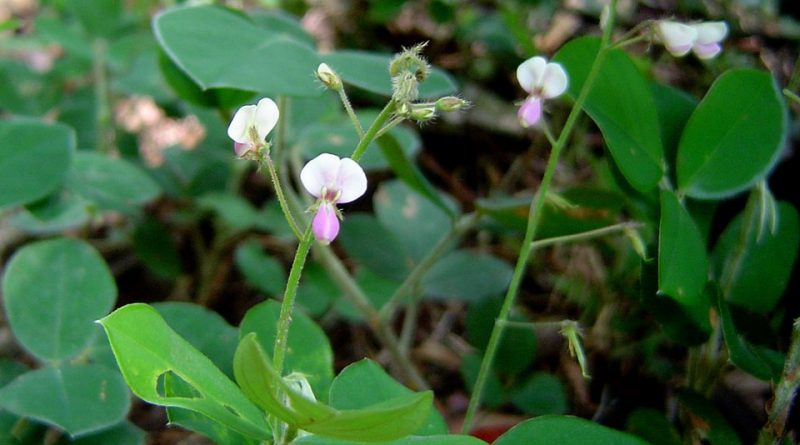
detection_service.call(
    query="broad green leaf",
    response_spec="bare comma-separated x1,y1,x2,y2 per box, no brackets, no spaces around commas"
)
338,213,413,281
421,250,512,302
66,152,160,211
0,119,74,208
554,37,664,193
712,202,799,313
493,416,649,445
154,6,320,97
321,51,457,98
234,334,433,442
2,238,116,362
650,82,697,175
65,421,146,445
374,180,453,264
658,190,710,330
133,218,183,279
98,304,271,440
377,133,454,218
677,391,742,445
9,192,89,235
249,10,315,48
235,240,287,297
466,297,536,375
158,49,254,108
329,359,447,436
510,373,568,416
717,296,782,381
677,69,786,199
0,364,129,437
292,435,488,445
239,300,334,398
626,408,681,445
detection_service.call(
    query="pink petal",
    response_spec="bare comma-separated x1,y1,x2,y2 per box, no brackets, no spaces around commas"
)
693,42,722,59
233,142,253,157
518,97,542,128
312,203,340,244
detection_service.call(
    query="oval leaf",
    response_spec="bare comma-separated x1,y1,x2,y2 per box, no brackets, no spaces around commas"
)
493,416,649,445
677,69,787,199
0,119,74,208
2,237,116,362
421,250,512,302
66,152,160,211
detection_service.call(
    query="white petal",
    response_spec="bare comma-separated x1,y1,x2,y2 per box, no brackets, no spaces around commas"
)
657,21,697,57
227,104,256,143
541,62,568,99
692,21,728,45
334,158,367,203
300,153,341,198
254,98,280,141
516,56,548,93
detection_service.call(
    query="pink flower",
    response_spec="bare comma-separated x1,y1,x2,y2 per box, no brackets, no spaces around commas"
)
516,56,568,127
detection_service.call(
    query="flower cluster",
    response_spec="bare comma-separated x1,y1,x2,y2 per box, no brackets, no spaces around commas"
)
515,56,568,128
655,21,728,60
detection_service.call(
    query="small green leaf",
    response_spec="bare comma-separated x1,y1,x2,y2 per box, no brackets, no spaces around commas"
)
650,82,697,175
0,119,74,208
239,300,334,398
66,152,160,212
235,240,287,297
713,202,799,313
98,304,271,440
2,237,116,362
510,373,569,416
677,69,787,199
717,296,782,381
321,51,457,98
554,37,664,193
233,334,433,442
0,364,129,437
422,250,512,302
493,416,649,445
658,190,710,330
154,6,320,97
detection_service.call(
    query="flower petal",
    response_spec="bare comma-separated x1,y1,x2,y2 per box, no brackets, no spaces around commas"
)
692,21,728,45
335,157,368,203
300,153,341,198
227,104,256,144
657,21,697,57
693,42,722,59
233,142,253,157
312,203,340,244
516,56,547,93
541,62,568,99
254,98,280,141
518,97,542,128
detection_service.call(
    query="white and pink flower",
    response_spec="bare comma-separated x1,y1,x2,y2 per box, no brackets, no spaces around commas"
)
227,97,280,157
516,56,568,128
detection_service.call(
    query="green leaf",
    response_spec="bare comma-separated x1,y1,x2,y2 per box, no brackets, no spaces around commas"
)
712,202,799,313
65,421,146,445
459,353,505,409
717,295,782,381
233,334,433,442
66,152,160,212
677,391,742,445
65,0,122,38
493,416,649,445
334,269,399,322
421,250,512,302
509,373,569,416
133,218,183,279
0,364,129,437
554,37,664,193
249,10,315,48
328,359,447,436
677,69,787,199
321,51,457,98
158,49,254,108
378,134,455,218
292,435,488,445
338,214,412,282
239,300,334,398
98,304,271,440
296,263,338,317
235,240,287,297
658,190,710,330
466,297,536,375
626,408,681,445
650,82,697,176
0,119,74,208
2,238,116,362
0,359,28,387
154,6,320,97
9,192,90,235
197,192,259,232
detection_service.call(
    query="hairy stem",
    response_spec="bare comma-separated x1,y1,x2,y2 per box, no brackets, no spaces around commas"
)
351,99,396,161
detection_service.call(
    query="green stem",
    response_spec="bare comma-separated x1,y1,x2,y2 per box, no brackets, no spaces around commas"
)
338,88,365,138
372,116,405,141
273,224,314,374
760,318,800,442
92,39,113,154
461,2,618,432
351,99,396,161
379,213,480,320
529,221,641,250
784,88,800,106
262,153,302,239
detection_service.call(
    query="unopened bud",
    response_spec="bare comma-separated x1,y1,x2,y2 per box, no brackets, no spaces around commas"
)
410,104,436,121
316,63,342,91
435,96,469,112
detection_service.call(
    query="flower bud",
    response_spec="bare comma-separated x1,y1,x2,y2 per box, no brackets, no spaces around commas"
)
312,203,340,244
435,96,469,112
410,104,436,121
316,63,342,91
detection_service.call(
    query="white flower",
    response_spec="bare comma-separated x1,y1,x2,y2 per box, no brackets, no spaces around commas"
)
300,153,367,244
656,20,728,60
516,56,568,127
227,98,280,157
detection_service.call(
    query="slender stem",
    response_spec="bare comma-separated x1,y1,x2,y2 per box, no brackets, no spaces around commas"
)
500,319,576,331
273,224,314,374
338,89,365,138
92,39,113,154
540,120,558,146
372,116,405,140
461,2,618,432
379,213,480,320
760,318,800,442
262,154,302,239
351,99,396,161
784,89,800,106
399,299,419,355
529,222,641,250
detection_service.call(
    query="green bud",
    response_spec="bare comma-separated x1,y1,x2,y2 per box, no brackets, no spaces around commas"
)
435,96,469,112
409,104,436,121
316,63,342,91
